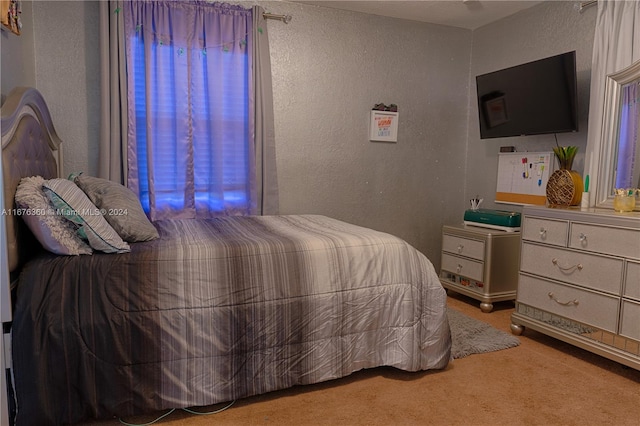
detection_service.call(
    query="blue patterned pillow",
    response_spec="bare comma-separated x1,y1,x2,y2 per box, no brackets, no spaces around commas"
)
43,179,130,253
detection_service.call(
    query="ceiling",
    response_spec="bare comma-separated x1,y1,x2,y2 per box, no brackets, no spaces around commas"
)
291,1,545,30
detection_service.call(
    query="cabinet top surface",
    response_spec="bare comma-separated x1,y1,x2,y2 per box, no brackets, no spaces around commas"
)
523,205,640,228
443,223,520,237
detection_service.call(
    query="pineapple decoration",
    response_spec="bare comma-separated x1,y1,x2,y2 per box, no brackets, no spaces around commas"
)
546,145,583,206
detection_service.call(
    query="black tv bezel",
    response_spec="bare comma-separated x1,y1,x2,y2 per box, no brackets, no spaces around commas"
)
475,51,579,139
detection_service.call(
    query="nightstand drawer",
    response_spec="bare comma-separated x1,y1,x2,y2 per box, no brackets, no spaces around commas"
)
620,300,640,341
520,242,623,294
517,274,619,332
624,261,640,301
441,253,483,282
522,217,568,247
570,223,640,260
442,234,484,261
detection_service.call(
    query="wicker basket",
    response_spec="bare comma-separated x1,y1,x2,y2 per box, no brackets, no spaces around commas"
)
546,169,583,206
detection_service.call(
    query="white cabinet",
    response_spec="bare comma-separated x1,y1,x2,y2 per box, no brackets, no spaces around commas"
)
439,224,520,312
511,206,640,370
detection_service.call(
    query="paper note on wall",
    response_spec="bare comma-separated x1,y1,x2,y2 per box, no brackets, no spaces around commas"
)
495,152,555,205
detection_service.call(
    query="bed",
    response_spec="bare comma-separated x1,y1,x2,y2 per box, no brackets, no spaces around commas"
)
1,87,451,425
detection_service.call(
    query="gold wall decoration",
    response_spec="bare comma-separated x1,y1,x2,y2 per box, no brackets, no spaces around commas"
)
1,0,21,35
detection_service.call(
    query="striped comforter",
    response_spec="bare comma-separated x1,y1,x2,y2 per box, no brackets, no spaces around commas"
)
12,215,451,425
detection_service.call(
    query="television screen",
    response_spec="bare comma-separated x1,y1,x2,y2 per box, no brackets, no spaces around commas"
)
476,51,578,139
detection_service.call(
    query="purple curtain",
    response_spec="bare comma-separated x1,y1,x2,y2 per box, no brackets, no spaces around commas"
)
124,0,258,220
615,82,639,188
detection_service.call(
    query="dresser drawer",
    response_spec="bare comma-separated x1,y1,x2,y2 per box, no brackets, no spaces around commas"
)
442,234,484,261
625,261,640,301
620,300,640,341
520,242,623,294
569,223,640,260
522,217,568,247
441,253,484,282
517,274,619,332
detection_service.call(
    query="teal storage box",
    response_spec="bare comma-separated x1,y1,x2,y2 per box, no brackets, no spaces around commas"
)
463,209,521,231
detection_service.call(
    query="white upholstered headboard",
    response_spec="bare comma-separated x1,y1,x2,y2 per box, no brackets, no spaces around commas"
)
1,87,63,278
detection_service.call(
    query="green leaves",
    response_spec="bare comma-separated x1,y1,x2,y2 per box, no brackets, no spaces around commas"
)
553,146,578,170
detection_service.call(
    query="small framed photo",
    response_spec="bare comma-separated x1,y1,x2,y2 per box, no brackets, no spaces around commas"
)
369,111,399,142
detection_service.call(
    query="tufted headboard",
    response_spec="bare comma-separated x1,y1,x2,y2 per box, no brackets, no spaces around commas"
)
1,87,63,275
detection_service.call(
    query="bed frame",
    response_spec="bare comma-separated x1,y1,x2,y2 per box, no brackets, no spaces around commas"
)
1,87,63,424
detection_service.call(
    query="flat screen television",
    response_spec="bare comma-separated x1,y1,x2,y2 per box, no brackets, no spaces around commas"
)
476,51,578,139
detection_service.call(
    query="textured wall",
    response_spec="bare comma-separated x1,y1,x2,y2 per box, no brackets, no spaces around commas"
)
13,1,598,268
22,0,471,264
465,1,597,211
262,1,471,263
32,0,100,177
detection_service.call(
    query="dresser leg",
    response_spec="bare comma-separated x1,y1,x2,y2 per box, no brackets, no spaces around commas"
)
510,323,524,335
479,302,493,313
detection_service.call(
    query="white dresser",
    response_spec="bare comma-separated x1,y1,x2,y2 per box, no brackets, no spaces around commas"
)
511,205,640,370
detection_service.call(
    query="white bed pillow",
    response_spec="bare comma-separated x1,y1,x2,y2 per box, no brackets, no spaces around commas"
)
43,179,130,253
14,176,92,255
72,174,159,242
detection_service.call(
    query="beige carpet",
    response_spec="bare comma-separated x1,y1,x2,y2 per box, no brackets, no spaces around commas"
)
84,292,640,426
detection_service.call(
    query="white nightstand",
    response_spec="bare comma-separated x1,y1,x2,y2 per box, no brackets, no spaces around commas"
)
439,224,521,312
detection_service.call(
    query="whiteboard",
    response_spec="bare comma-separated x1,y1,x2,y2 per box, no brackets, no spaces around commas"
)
495,152,555,205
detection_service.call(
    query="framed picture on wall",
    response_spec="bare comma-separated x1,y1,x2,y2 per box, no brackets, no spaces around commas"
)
1,0,21,35
369,111,399,142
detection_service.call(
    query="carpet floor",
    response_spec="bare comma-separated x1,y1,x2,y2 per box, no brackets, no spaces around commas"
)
83,292,640,426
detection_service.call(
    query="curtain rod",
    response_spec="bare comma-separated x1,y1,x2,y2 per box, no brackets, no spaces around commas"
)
263,12,292,24
579,0,597,12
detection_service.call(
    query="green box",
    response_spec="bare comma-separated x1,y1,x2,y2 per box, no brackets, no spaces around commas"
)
463,209,521,230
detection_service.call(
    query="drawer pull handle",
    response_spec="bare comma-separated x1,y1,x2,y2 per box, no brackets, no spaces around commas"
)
548,292,579,306
579,233,588,245
539,228,547,239
551,258,583,272
456,264,463,273
457,244,464,253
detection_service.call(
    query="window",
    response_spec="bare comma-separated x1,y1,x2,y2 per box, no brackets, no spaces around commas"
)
125,2,254,220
